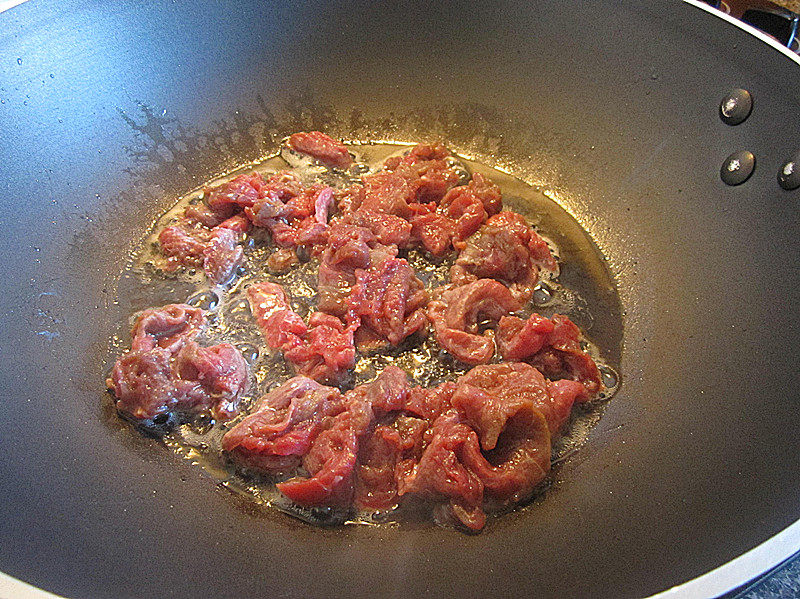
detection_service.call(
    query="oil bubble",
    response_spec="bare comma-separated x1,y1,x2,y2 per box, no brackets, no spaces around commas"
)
187,290,219,310
533,282,554,306
599,365,619,389
236,343,259,365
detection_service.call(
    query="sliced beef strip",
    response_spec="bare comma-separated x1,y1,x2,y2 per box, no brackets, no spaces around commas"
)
283,312,358,384
345,365,410,414
450,363,554,502
158,224,211,270
409,208,456,257
355,415,428,512
349,256,429,349
222,376,344,474
382,143,465,204
452,362,568,439
427,279,521,365
129,303,204,353
497,313,602,401
205,173,270,213
246,180,334,251
397,411,487,531
451,211,557,303
246,281,307,351
287,131,353,169
359,172,415,219
316,222,397,318
158,203,247,284
337,209,412,247
277,395,374,507
247,281,357,384
407,178,491,257
202,227,243,284
107,304,249,422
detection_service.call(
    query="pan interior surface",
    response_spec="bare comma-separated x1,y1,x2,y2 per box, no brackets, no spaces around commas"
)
0,1,798,598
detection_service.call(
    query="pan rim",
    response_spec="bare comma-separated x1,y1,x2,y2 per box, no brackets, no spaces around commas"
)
645,517,800,598
682,0,800,66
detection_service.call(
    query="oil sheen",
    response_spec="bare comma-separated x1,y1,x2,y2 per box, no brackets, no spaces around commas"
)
108,142,624,527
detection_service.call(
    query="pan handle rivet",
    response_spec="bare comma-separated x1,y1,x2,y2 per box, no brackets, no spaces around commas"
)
778,155,800,190
719,89,752,125
720,151,755,186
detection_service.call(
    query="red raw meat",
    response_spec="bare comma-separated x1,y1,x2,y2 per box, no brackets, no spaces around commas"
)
497,313,602,401
107,304,248,421
246,282,307,350
349,256,428,347
287,131,353,169
222,376,344,473
247,282,356,384
427,279,521,364
451,211,557,303
355,415,428,511
360,172,414,218
383,143,464,204
202,227,243,284
277,396,373,506
158,224,210,269
398,412,486,531
206,173,268,212
129,303,204,353
409,209,456,257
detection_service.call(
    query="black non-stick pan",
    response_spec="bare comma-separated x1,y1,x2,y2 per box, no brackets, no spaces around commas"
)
1,1,799,597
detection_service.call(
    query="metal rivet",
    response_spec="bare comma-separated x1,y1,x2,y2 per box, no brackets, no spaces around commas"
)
778,154,800,190
720,151,755,186
719,89,753,125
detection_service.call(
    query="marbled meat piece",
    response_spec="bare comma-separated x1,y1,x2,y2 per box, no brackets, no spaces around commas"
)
158,224,211,270
129,303,204,353
107,304,248,421
246,281,307,350
283,312,358,384
222,376,344,473
497,313,601,401
158,214,246,284
337,209,412,247
399,363,555,529
346,365,410,414
451,211,557,303
409,208,456,257
451,362,570,438
205,173,269,213
287,131,353,169
427,279,521,365
449,363,555,502
246,176,334,250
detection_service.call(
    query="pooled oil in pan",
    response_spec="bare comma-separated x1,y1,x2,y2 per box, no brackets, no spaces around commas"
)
109,142,623,528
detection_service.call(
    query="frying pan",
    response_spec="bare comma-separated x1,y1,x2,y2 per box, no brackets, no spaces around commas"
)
1,0,799,597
